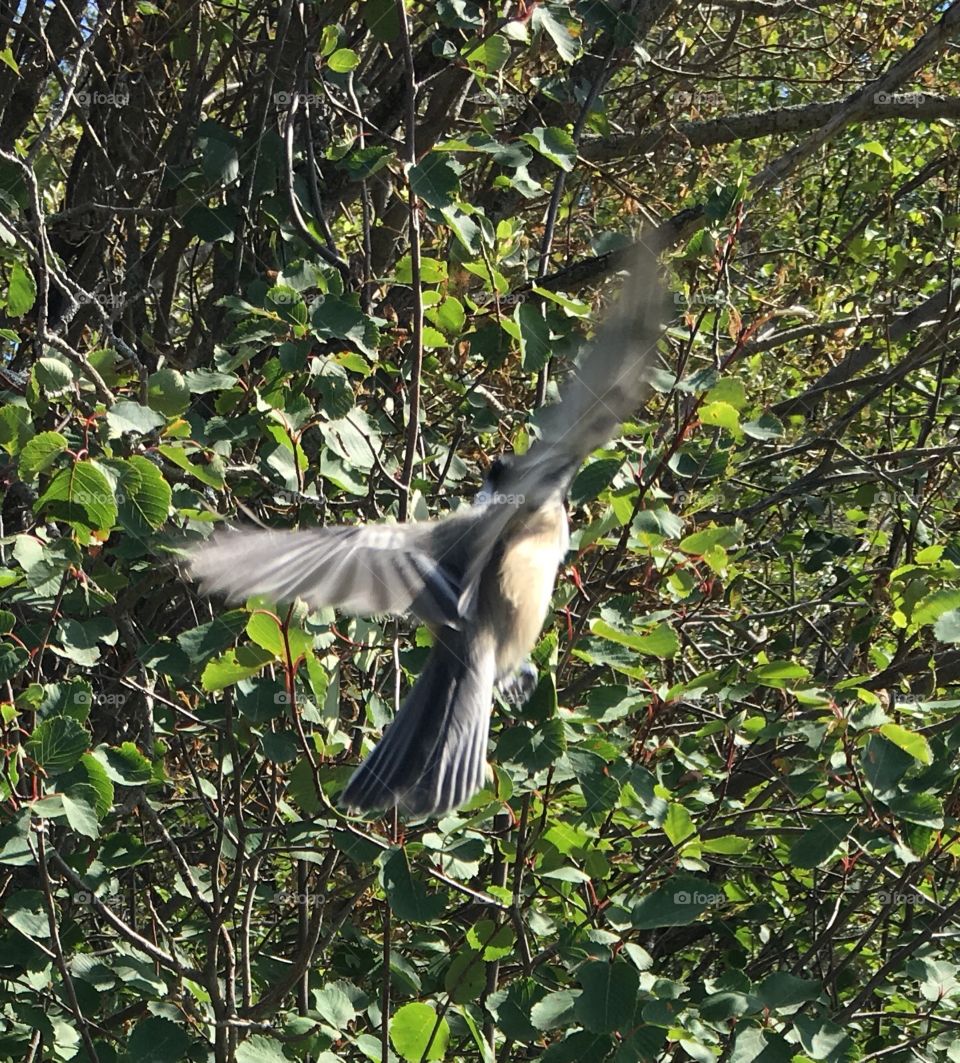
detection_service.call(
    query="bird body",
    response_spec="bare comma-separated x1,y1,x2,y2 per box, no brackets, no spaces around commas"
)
189,239,666,817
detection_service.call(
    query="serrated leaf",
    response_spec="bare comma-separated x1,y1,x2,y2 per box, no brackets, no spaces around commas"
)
574,961,640,1033
201,644,275,691
36,460,118,531
18,431,67,480
25,716,88,775
62,783,99,838
521,127,576,171
380,848,445,922
934,609,960,643
6,261,36,317
35,356,74,393
590,619,679,658
879,722,931,765
789,817,854,869
532,5,581,62
95,742,153,785
914,589,960,627
126,1016,192,1063
147,368,190,416
122,455,171,529
409,153,459,209
463,33,510,71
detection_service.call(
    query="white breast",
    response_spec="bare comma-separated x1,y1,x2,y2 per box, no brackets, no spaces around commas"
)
493,503,569,676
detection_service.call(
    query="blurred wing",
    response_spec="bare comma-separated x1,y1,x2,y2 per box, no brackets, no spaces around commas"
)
520,238,668,498
189,519,474,627
459,239,669,614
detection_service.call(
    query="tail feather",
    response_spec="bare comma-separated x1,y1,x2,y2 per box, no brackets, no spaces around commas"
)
341,630,496,817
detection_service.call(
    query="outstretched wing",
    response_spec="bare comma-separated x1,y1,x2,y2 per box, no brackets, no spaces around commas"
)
189,514,480,628
459,239,669,613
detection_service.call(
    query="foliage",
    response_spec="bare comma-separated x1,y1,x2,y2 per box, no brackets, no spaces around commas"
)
1,1,959,1061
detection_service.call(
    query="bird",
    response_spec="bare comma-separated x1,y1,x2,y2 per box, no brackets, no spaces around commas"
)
189,237,667,817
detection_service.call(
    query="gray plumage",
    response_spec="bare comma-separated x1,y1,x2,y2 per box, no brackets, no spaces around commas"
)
188,239,667,817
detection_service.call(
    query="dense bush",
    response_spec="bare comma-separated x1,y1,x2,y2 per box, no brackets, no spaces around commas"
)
1,1,959,1060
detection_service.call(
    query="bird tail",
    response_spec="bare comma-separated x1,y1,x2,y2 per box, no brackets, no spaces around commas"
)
340,629,496,817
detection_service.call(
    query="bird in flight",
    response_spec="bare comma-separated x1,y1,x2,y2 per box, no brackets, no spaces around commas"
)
190,238,667,817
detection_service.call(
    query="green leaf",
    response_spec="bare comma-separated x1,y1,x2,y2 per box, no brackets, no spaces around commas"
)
147,368,190,416
570,458,623,506
121,455,172,529
313,982,357,1030
755,972,821,1010
183,204,236,242
311,295,380,358
95,742,153,785
914,589,960,627
678,524,741,553
497,716,565,772
18,431,67,480
631,875,722,928
444,947,485,1004
788,817,854,869
125,1016,192,1063
6,261,37,317
0,641,28,683
532,5,581,62
380,848,445,922
878,722,932,765
78,753,114,817
531,989,578,1031
105,399,166,436
5,891,49,939
0,45,19,74
25,716,89,775
700,399,741,435
201,644,275,691
0,404,33,453
36,460,118,531
793,1016,850,1061
62,783,99,838
574,960,640,1033
663,802,696,846
328,47,359,72
521,127,576,171
463,33,511,71
934,609,960,643
409,153,459,209
517,302,550,371
158,444,225,488
35,356,74,393
590,619,679,658
390,1002,449,1062
742,412,785,440
749,660,810,685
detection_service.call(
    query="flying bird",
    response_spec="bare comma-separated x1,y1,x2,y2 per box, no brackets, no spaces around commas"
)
189,238,667,817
